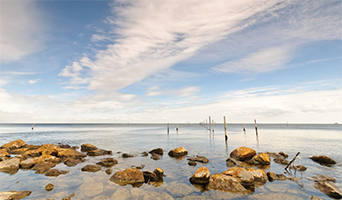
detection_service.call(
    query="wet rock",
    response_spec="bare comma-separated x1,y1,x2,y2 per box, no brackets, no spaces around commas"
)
149,148,163,155
58,144,71,149
110,187,131,200
0,190,31,199
248,153,270,165
287,176,301,181
154,168,164,182
38,155,62,163
226,157,242,167
81,143,98,152
165,182,194,197
223,167,268,187
230,146,256,161
150,153,161,160
96,158,118,167
310,175,336,182
110,168,144,186
32,162,56,174
0,157,20,173
279,151,288,158
168,146,188,157
81,164,102,172
289,165,307,171
87,149,112,156
141,152,148,157
314,181,342,199
0,149,10,160
143,171,158,183
187,155,209,163
63,157,85,167
45,183,54,191
131,164,145,169
1,139,27,150
311,195,322,200
78,182,103,197
38,144,59,156
310,155,336,166
23,149,41,157
45,168,68,176
122,153,134,158
58,148,87,159
188,160,197,166
189,166,210,184
208,173,246,192
8,148,29,154
20,158,37,169
105,168,112,175
267,172,287,181
274,157,289,165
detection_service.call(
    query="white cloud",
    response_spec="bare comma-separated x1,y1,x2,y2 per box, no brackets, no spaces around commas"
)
0,0,46,62
145,86,200,97
28,79,41,85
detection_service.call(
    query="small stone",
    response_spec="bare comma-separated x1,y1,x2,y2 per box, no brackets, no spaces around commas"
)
310,155,336,166
187,155,209,163
45,183,54,191
81,143,97,152
106,169,112,175
168,146,188,157
143,171,158,183
141,152,148,157
81,164,102,172
45,169,62,177
274,157,289,165
289,165,307,171
189,166,210,184
153,168,164,182
188,160,197,166
122,153,134,158
149,148,163,155
131,164,145,169
150,153,161,160
279,151,288,158
96,158,118,167
267,172,286,181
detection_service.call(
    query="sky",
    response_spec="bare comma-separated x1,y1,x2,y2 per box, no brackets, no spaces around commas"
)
0,0,341,123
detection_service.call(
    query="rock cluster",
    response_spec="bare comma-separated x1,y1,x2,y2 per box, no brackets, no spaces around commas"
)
227,146,270,167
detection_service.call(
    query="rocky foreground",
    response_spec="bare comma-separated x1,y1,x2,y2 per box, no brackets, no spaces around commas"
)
0,139,341,199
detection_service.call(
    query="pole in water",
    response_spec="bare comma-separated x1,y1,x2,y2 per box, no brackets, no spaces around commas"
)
224,116,227,141
32,124,34,130
167,123,169,134
176,123,178,131
254,119,258,136
205,119,207,129
243,123,246,135
209,116,211,131
212,119,214,132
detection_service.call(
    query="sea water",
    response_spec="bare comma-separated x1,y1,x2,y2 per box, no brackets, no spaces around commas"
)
0,123,341,199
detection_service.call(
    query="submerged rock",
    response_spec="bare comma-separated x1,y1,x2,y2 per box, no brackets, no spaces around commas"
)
230,146,256,161
187,155,209,163
310,155,336,166
87,149,112,156
110,168,144,186
1,139,27,150
189,166,210,184
149,148,163,155
81,164,102,172
279,151,288,158
45,168,68,177
63,157,85,167
122,153,134,158
267,172,287,181
0,157,20,173
45,183,54,191
32,162,56,174
168,146,188,157
274,157,289,165
314,181,342,199
310,175,336,183
0,190,31,200
208,173,246,192
150,153,161,160
96,158,118,167
81,143,97,152
289,165,307,171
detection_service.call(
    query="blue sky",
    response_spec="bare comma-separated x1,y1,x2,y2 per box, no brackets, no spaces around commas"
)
0,0,341,123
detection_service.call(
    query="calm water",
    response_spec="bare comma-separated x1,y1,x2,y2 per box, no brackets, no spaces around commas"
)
0,123,341,199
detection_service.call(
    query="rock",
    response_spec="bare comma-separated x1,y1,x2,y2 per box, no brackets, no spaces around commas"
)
154,168,164,182
274,158,289,165
57,148,87,159
81,164,102,172
223,167,268,187
0,157,20,173
267,172,287,181
131,164,145,169
287,176,301,181
149,148,163,155
106,169,112,175
32,162,56,174
188,160,197,166
310,155,336,166
189,166,210,184
311,195,322,200
168,146,188,157
0,149,10,160
58,144,71,149
289,165,307,171
141,152,148,157
310,175,336,182
8,148,29,154
264,152,284,159
143,171,158,183
0,190,31,199
165,182,194,197
279,151,288,158
38,155,62,163
37,144,59,156
208,173,246,192
87,149,112,156
78,182,103,197
248,153,270,165
81,143,97,152
23,149,41,157
1,139,27,150
45,168,68,176
122,153,134,158
187,155,209,163
96,158,118,167
230,146,256,161
150,153,161,160
20,158,36,169
63,157,85,167
314,181,342,199
45,183,54,191
226,157,242,167
110,187,131,200
110,168,144,186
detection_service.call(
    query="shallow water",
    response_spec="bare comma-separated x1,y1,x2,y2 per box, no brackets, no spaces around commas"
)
0,123,341,199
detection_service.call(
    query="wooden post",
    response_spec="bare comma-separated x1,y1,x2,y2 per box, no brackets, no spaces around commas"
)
224,116,227,141
209,116,211,131
285,152,300,171
243,123,246,135
206,119,207,129
212,119,214,132
167,123,169,134
254,119,258,136
176,123,178,131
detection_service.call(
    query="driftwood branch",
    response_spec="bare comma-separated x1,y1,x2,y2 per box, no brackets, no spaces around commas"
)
285,152,300,171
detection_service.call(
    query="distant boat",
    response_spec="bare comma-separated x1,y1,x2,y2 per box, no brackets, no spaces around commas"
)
32,124,34,130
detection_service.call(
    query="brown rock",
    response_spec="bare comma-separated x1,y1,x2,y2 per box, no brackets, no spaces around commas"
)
289,165,307,171
168,146,188,157
189,166,210,184
106,168,112,175
314,181,342,199
8,148,29,154
0,157,20,173
1,139,27,150
230,146,256,161
143,171,158,183
45,168,68,176
1,190,32,199
110,168,145,186
0,148,10,158
81,143,97,152
150,153,161,160
63,157,85,167
32,162,56,174
58,144,71,149
248,153,270,165
188,160,197,166
23,149,41,158
131,164,145,169
274,157,289,165
154,168,164,182
267,172,287,181
81,164,102,172
87,149,112,156
45,183,54,191
226,157,242,167
279,151,288,158
37,144,59,156
223,167,268,187
96,158,118,167
149,148,163,155
310,155,336,166
122,153,134,158
311,195,322,200
187,155,209,163
310,175,336,182
208,173,246,192
141,152,148,157
58,148,87,159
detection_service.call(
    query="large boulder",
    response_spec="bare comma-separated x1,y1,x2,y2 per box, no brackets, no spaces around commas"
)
230,146,256,161
168,147,188,157
208,173,246,192
81,143,97,152
223,167,268,187
189,166,210,184
187,155,209,163
0,157,20,173
314,181,342,199
310,155,336,166
248,153,270,165
149,148,163,155
1,139,27,150
96,158,118,167
110,168,145,186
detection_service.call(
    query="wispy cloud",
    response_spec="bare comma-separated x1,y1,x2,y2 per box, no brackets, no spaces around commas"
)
28,79,41,85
